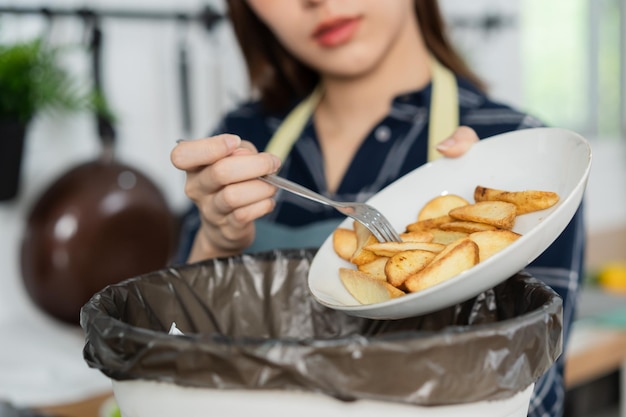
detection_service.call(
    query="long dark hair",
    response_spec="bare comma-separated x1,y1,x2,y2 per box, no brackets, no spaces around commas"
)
226,0,485,112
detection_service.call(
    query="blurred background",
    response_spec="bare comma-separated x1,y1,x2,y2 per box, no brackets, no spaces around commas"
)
0,0,625,416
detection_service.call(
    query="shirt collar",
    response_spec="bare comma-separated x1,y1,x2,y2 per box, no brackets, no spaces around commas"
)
391,82,433,108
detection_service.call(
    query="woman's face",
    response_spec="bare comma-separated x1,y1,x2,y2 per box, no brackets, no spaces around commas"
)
246,0,418,79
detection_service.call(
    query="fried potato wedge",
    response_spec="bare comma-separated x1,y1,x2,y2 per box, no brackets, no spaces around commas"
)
364,241,446,257
404,238,479,293
339,268,405,304
449,201,517,230
469,229,522,262
400,230,434,243
332,228,357,261
429,229,469,245
350,222,380,265
406,215,453,232
474,186,560,215
385,250,436,287
439,220,497,233
357,257,389,281
417,194,470,221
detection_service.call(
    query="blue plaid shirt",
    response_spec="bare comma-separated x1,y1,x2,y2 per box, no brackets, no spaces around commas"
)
177,77,585,417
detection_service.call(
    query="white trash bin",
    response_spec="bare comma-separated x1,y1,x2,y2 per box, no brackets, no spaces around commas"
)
111,380,535,417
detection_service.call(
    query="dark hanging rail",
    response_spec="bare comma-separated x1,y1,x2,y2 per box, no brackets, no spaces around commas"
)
449,13,516,36
0,5,224,32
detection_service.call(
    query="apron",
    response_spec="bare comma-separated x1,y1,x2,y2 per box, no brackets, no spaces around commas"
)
246,56,459,253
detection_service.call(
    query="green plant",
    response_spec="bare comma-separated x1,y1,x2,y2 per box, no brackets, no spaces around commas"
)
0,38,87,123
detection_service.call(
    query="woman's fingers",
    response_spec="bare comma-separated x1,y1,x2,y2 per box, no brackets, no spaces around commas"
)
191,184,276,258
436,126,479,158
187,152,280,196
170,134,242,170
208,179,277,218
216,198,277,239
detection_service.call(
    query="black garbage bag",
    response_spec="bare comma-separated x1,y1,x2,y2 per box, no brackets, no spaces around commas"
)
81,249,562,406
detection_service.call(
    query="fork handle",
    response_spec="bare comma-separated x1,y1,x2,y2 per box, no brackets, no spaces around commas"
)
260,174,335,208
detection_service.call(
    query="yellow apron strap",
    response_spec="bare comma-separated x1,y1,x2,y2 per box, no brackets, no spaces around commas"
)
264,86,323,162
427,55,459,162
264,56,458,163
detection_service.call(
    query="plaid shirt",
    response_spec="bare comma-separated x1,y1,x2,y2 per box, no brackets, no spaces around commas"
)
177,77,585,417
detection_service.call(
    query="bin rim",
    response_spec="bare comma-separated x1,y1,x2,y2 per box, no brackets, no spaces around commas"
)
82,255,562,348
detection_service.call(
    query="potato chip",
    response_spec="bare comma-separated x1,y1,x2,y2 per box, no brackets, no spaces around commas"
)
474,186,559,215
339,268,405,304
417,194,470,221
449,201,516,230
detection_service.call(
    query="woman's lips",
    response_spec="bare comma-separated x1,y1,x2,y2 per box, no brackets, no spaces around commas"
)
312,17,361,47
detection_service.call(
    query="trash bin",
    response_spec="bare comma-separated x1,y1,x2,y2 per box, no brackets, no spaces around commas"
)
81,249,562,417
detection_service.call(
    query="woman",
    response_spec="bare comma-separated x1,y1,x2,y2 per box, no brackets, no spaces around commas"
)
171,1,584,416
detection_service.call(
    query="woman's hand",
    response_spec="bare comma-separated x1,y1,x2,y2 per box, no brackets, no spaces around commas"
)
435,126,479,158
171,134,281,262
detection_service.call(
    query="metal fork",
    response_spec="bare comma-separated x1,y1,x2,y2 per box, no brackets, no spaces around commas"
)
260,174,402,243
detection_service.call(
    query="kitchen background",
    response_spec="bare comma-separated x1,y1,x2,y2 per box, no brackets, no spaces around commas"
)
0,0,625,415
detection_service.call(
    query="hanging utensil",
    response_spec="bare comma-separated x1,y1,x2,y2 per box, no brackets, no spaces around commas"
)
177,15,193,136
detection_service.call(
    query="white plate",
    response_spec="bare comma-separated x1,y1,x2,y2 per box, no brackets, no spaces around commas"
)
308,127,592,319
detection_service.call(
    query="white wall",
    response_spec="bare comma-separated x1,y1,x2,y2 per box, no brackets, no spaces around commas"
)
439,0,524,108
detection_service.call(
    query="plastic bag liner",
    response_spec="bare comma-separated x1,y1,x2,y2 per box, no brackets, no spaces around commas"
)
81,249,562,407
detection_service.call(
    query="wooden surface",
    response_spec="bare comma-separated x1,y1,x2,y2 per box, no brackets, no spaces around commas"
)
564,324,626,388
585,226,626,270
37,391,113,417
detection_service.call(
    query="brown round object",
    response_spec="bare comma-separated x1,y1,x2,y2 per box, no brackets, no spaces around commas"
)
20,159,177,325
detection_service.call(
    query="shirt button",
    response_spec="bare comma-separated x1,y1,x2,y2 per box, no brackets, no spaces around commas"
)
375,125,391,143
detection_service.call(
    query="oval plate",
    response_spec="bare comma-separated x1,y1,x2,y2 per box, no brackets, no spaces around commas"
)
308,128,592,319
